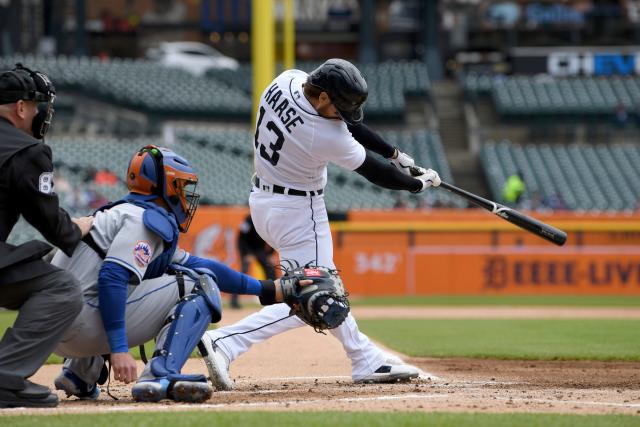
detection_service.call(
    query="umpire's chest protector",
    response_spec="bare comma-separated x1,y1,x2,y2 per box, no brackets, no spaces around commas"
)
0,118,40,241
0,118,58,283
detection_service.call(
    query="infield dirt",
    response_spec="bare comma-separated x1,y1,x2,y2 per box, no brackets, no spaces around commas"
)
3,306,639,416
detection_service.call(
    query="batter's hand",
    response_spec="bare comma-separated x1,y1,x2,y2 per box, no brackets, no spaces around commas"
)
111,352,138,383
412,168,441,192
389,148,416,176
72,216,94,237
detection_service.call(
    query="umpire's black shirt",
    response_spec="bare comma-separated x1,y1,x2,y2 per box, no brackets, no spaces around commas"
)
0,116,80,284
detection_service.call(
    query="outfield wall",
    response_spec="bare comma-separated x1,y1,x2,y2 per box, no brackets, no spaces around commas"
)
182,207,640,296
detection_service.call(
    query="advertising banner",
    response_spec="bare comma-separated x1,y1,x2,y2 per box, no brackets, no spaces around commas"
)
183,207,640,295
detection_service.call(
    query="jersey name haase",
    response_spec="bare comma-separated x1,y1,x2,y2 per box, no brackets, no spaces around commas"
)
264,83,304,133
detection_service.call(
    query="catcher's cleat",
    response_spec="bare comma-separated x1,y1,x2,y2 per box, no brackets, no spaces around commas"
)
54,368,100,400
354,364,420,384
132,378,212,403
199,337,233,391
170,381,212,403
132,379,168,403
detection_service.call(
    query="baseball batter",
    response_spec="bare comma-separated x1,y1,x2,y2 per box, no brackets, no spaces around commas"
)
202,59,441,388
51,145,308,403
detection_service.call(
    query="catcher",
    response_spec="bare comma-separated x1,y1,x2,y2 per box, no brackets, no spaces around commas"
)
51,145,312,403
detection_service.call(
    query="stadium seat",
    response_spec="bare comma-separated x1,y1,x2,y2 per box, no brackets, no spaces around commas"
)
471,73,640,117
480,139,640,212
0,56,430,121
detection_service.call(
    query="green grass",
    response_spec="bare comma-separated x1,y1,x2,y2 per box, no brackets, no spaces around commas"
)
3,295,640,364
351,295,640,306
359,318,640,360
2,412,640,427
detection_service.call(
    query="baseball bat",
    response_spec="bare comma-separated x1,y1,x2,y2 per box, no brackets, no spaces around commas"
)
410,167,567,246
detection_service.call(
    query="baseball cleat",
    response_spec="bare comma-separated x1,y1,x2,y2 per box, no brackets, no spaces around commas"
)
0,381,59,408
199,337,233,391
132,378,212,403
131,379,168,403
54,368,100,400
384,353,405,365
354,363,421,384
170,381,212,403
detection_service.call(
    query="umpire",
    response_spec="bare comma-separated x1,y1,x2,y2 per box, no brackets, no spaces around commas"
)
234,215,275,308
0,64,92,408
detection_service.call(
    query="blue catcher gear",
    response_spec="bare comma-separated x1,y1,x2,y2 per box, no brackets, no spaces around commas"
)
94,193,180,281
132,267,222,402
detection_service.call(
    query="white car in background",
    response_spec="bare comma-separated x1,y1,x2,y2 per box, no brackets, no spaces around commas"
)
146,42,239,75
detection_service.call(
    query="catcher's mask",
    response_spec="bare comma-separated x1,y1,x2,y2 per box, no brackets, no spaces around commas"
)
127,145,200,232
0,63,56,139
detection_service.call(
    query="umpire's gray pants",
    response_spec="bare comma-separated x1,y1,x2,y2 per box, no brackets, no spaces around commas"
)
0,270,82,390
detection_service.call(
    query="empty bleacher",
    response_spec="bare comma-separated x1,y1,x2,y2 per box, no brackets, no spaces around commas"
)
464,72,640,117
0,55,430,120
480,140,640,211
172,125,459,211
0,54,252,118
8,127,456,217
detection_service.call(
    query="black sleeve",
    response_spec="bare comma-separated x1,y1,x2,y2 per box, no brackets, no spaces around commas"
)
258,280,277,305
354,152,422,192
347,123,396,158
11,144,81,256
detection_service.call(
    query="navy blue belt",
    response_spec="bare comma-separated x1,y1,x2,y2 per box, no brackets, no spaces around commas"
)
254,176,323,197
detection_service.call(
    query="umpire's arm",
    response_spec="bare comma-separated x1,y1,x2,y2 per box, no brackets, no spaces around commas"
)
10,143,81,256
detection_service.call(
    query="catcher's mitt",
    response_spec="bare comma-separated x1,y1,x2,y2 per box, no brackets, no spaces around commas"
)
279,264,350,332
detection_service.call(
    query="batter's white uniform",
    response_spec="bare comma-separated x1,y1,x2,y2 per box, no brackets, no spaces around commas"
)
206,70,388,379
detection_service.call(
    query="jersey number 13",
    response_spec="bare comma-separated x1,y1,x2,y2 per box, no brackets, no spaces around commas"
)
254,106,285,166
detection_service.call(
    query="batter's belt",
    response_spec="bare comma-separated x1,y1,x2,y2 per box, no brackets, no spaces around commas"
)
253,176,323,197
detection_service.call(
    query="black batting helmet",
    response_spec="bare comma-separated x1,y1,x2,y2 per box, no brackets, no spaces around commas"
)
307,59,367,125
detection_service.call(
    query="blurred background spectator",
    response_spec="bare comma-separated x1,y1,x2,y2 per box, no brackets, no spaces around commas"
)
235,214,275,309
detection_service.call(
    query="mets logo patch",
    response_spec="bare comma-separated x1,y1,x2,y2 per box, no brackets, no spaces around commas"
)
133,241,152,268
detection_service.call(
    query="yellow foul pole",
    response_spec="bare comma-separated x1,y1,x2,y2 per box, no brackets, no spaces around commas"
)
252,0,275,121
283,0,295,70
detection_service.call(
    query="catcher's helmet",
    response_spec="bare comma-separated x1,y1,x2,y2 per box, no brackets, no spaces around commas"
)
127,145,200,232
0,63,56,139
307,58,367,125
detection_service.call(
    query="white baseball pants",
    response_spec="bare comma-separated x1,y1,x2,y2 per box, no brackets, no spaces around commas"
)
208,189,386,379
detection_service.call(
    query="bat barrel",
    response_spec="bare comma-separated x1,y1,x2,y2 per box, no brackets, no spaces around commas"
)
438,182,567,246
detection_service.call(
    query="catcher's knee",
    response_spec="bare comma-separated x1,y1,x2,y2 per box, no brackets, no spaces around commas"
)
193,274,222,323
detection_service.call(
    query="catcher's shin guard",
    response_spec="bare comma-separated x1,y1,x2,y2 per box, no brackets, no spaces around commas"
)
149,293,212,380
135,276,221,402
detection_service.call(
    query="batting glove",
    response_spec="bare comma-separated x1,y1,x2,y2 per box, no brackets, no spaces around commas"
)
389,147,416,176
412,168,441,193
